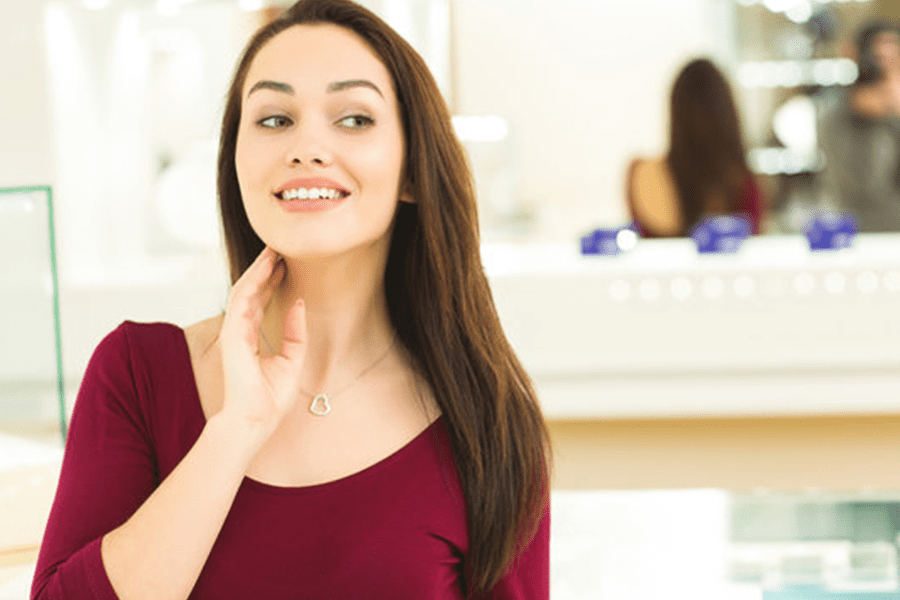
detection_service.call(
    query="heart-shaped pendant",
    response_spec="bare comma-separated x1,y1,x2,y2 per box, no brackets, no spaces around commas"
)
309,393,332,416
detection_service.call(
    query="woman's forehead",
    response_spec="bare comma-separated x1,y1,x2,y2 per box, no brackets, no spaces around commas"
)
244,24,395,99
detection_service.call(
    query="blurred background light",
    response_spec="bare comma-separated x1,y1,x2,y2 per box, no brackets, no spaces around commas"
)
451,115,509,143
238,0,265,10
772,95,817,158
616,228,639,252
81,0,111,10
785,1,813,23
155,0,180,17
738,58,857,88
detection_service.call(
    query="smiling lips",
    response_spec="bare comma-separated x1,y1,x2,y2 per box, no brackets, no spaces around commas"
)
274,177,351,212
275,177,350,199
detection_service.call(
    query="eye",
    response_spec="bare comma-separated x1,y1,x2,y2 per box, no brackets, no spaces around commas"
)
258,115,292,129
338,115,374,130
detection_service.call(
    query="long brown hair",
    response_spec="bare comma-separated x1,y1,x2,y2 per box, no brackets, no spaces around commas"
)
216,0,551,594
667,58,752,235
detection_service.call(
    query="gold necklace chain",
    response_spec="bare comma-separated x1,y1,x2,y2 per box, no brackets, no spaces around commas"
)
258,328,397,416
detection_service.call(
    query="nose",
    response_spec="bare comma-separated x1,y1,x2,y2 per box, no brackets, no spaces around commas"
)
286,121,333,168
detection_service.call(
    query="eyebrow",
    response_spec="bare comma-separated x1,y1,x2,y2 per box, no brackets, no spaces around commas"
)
247,80,293,97
327,79,384,98
246,79,384,99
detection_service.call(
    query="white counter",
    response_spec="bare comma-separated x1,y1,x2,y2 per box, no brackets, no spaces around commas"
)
486,235,900,419
45,234,900,420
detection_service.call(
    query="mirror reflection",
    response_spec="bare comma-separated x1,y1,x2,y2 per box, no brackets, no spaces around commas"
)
25,0,900,265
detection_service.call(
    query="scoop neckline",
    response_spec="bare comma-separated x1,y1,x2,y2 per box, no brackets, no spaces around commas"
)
171,321,445,495
241,416,443,495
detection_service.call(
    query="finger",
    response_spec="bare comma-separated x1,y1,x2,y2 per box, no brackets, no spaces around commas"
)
224,248,280,346
256,258,286,312
226,259,286,354
229,246,279,302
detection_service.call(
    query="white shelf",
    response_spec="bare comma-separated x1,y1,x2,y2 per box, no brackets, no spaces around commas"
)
484,235,900,419
34,234,900,421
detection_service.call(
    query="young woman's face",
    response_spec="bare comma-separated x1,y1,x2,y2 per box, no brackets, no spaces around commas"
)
873,31,900,73
235,24,408,260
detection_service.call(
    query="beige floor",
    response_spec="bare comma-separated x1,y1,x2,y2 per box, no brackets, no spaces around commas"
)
0,465,60,562
0,429,63,599
547,415,900,490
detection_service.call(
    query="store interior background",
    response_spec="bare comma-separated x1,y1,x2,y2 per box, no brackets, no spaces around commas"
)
4,0,900,598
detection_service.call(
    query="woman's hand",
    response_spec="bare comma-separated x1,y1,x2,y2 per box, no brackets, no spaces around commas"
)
218,246,307,440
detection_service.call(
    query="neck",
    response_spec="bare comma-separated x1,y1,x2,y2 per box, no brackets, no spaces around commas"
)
260,249,396,395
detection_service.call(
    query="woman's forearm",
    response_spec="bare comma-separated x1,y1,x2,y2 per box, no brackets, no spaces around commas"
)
100,413,268,600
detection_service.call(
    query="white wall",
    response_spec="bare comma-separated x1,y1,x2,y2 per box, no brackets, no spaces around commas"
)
0,1,55,188
42,1,258,276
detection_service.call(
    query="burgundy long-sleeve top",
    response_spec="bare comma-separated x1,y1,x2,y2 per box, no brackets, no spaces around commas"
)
31,321,549,599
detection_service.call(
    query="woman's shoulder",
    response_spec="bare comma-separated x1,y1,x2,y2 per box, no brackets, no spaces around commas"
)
630,155,667,170
627,155,682,236
78,320,198,410
627,156,664,184
182,313,224,361
92,320,183,359
90,317,220,375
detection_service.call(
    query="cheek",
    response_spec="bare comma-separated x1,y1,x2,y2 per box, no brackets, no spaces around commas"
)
234,133,273,201
349,134,405,190
234,132,251,187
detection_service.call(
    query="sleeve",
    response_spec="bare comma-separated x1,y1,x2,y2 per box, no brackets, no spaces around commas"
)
30,323,159,600
483,496,551,600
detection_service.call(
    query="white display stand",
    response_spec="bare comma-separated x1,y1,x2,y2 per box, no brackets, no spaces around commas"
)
57,234,900,421
485,234,900,419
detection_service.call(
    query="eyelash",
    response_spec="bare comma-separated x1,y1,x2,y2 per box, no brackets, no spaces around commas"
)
258,115,291,129
255,114,375,130
338,115,375,130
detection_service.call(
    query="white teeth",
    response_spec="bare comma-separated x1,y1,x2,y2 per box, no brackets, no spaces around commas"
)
280,187,346,200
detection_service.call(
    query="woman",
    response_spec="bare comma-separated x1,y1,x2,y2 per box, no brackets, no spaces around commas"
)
626,58,763,237
818,19,900,232
31,1,551,598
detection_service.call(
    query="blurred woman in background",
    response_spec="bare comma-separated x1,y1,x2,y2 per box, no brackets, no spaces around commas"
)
818,18,900,232
626,58,764,237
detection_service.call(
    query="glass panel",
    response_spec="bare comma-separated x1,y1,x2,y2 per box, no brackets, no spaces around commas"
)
730,492,900,597
550,489,900,598
0,186,65,445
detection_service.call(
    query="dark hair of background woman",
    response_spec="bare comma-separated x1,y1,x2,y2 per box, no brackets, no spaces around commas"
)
667,58,752,235
854,18,900,87
216,0,551,594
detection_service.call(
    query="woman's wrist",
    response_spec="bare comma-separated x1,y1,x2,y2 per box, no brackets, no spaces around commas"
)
205,410,274,457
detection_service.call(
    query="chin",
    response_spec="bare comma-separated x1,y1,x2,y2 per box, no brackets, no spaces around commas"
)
269,235,392,262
